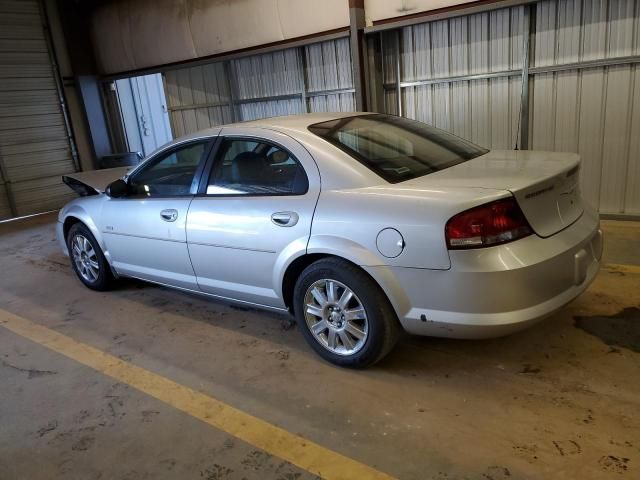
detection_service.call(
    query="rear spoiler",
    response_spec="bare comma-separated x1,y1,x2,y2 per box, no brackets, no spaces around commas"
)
62,166,131,196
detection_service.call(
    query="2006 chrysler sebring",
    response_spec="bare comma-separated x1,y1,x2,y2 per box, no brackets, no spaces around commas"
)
58,113,602,367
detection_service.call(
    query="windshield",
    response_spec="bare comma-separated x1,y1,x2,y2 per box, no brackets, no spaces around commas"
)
308,114,488,183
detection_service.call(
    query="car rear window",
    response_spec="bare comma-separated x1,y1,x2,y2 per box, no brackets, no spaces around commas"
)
308,114,488,183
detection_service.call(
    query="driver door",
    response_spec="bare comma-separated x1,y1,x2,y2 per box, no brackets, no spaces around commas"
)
100,137,215,289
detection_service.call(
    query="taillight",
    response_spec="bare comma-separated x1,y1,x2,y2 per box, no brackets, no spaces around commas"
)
445,197,532,249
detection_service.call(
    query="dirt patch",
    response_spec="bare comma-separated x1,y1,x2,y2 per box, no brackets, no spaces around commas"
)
598,455,630,473
574,307,640,353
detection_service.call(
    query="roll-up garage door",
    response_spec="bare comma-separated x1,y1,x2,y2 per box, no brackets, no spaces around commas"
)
0,0,78,219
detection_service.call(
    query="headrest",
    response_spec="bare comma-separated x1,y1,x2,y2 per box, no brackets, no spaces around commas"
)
231,151,270,183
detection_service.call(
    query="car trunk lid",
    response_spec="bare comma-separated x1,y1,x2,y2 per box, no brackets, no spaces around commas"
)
402,149,584,238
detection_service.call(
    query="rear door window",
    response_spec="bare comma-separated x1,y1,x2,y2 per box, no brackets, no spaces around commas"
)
206,139,308,196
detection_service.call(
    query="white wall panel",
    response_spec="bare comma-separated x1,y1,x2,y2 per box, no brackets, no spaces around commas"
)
164,62,232,137
490,9,510,72
469,13,490,74
607,0,636,57
392,5,523,150
403,76,520,150
599,65,633,214
536,0,639,66
530,0,640,214
433,83,450,129
307,41,348,92
308,93,355,113
451,81,470,139
624,67,640,214
235,49,303,98
531,64,639,214
556,0,582,64
449,17,468,76
554,71,580,153
531,73,555,151
582,0,609,61
306,38,355,113
431,21,450,78
577,68,606,208
240,99,304,121
234,47,304,119
397,8,523,81
470,79,491,147
489,76,512,148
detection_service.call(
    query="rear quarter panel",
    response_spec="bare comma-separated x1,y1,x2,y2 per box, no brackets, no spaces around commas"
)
309,185,509,270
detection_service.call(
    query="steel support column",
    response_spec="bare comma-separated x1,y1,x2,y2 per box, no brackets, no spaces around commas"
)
349,0,367,111
518,4,533,150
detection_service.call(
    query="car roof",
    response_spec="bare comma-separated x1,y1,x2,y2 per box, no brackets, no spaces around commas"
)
228,111,370,132
176,112,371,143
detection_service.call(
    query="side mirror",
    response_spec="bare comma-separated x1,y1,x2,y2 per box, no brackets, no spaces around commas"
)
105,179,129,198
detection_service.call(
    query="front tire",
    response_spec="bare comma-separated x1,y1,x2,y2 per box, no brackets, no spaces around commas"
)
293,258,400,368
67,223,115,291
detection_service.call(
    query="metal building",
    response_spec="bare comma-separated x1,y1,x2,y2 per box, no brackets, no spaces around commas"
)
0,0,639,219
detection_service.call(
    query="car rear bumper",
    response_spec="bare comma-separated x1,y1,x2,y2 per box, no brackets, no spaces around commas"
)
366,206,602,339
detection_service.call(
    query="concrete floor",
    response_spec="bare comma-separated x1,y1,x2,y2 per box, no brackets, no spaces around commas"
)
0,213,638,480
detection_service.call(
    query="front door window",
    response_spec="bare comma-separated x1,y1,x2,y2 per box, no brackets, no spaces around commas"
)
129,142,207,197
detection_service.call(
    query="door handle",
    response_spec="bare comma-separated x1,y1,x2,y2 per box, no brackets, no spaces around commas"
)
271,211,299,227
160,209,178,222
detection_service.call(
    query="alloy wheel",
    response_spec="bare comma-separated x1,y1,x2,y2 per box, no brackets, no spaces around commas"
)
303,278,369,356
71,234,100,283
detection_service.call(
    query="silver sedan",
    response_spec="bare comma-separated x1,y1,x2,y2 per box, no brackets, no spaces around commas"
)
58,113,602,367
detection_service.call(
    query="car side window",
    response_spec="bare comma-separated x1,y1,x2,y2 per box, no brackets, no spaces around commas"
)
206,139,308,195
129,142,207,197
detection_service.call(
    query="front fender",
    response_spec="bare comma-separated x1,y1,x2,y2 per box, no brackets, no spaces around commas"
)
58,197,114,268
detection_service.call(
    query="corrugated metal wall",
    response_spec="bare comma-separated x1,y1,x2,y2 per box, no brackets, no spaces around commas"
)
382,6,525,149
306,38,356,112
164,62,233,138
530,0,640,215
0,0,77,219
163,37,355,135
235,48,305,121
381,0,640,216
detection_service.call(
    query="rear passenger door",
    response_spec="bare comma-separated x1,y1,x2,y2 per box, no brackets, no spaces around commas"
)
186,128,320,308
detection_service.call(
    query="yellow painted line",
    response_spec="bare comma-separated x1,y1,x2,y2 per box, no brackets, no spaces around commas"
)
0,309,394,480
603,263,640,275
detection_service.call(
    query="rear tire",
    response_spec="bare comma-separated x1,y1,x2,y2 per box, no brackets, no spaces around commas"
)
293,258,400,368
67,223,115,291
